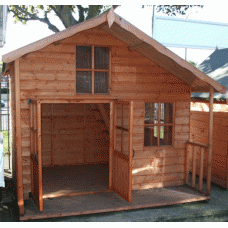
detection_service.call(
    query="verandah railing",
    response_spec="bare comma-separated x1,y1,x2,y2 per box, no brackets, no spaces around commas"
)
185,141,211,195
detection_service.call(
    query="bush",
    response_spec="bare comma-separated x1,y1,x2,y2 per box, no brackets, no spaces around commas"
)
0,88,9,94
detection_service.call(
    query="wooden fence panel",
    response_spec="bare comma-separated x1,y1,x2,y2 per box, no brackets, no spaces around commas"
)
190,105,228,189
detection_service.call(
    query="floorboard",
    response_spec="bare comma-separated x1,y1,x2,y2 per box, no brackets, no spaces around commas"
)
21,185,210,221
42,164,109,198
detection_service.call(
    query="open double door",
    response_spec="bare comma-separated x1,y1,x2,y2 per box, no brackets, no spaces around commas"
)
30,100,133,212
30,100,43,211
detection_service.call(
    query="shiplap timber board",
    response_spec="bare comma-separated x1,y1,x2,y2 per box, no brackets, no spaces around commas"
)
17,24,193,200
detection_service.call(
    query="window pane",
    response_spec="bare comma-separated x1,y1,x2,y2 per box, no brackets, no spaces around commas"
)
145,103,158,124
94,47,109,69
144,126,158,147
76,71,91,93
161,103,173,124
160,126,172,146
76,46,92,69
94,72,109,93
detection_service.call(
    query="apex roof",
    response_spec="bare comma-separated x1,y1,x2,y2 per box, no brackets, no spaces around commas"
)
2,8,226,94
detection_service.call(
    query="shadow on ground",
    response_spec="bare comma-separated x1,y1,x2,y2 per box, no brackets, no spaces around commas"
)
0,177,19,222
1,178,228,222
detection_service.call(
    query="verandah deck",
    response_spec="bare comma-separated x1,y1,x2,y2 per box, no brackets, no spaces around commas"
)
20,185,210,221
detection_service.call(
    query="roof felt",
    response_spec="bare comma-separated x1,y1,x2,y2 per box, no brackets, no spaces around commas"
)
192,48,228,99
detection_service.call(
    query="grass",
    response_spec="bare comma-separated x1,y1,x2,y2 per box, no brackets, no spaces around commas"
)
2,130,9,154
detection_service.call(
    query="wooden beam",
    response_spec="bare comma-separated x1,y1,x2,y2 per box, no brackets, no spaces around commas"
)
206,86,214,195
199,148,204,191
116,126,129,132
128,42,145,51
97,103,109,130
51,104,54,166
128,101,134,202
37,102,43,211
192,146,197,188
39,98,116,104
226,142,228,189
92,46,94,94
30,103,34,201
15,59,24,215
185,144,190,184
187,141,209,149
109,102,114,190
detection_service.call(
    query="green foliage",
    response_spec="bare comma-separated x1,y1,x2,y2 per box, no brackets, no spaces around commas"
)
156,5,204,16
0,88,9,94
143,5,204,16
188,60,197,67
8,5,113,33
3,131,9,155
8,5,201,34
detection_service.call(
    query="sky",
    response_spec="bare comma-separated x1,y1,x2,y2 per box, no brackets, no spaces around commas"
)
1,3,228,65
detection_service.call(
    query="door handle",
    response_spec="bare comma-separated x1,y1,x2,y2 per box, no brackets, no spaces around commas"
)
132,149,135,158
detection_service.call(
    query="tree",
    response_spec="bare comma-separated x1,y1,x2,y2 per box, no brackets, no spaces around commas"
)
188,60,197,67
8,5,118,33
8,5,204,34
155,5,204,16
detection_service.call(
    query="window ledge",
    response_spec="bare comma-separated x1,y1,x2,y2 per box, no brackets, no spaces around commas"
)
143,145,174,151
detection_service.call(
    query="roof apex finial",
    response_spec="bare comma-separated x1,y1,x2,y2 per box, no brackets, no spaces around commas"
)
107,6,116,28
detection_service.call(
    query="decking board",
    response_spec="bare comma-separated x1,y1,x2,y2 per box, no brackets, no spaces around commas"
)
42,164,109,198
20,185,210,221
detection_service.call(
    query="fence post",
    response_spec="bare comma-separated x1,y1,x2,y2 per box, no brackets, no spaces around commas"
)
0,132,4,187
206,86,214,195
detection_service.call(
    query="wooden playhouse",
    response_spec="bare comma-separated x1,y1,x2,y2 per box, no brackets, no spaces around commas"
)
2,8,226,220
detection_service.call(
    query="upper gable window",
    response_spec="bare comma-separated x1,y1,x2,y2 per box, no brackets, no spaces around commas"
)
76,46,109,94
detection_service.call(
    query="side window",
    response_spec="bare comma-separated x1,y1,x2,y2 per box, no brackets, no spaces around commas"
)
144,103,173,147
76,46,109,94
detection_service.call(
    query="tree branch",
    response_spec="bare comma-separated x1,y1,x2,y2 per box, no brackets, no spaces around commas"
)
10,5,60,33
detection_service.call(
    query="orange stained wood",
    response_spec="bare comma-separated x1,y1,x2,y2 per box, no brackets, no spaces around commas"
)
41,103,110,167
15,59,24,215
185,141,211,195
199,148,204,191
206,86,214,195
109,101,114,190
30,101,43,212
190,99,228,190
112,101,133,202
2,9,224,216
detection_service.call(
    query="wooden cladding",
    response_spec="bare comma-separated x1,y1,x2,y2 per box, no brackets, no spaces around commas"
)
41,103,110,167
76,46,110,94
132,101,189,190
14,27,191,203
190,102,228,189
